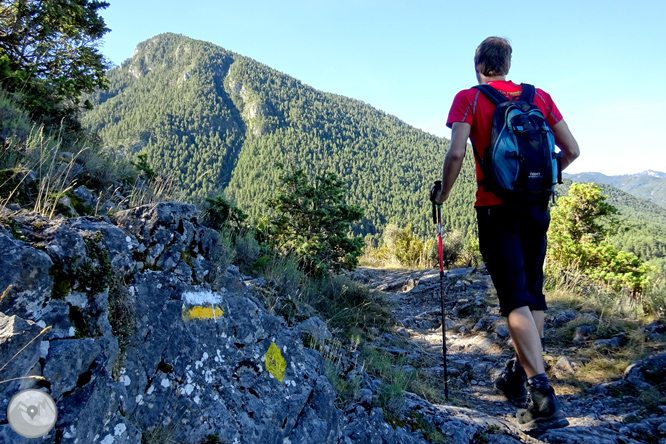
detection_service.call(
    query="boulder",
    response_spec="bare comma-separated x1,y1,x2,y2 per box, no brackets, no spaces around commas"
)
112,202,219,283
117,271,341,443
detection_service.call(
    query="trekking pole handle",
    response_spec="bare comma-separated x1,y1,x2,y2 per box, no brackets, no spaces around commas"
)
430,180,442,224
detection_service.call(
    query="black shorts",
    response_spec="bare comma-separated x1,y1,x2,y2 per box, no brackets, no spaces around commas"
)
476,203,550,317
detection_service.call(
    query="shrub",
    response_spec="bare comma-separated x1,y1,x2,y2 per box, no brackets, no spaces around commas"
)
263,166,364,276
547,183,651,295
202,195,248,234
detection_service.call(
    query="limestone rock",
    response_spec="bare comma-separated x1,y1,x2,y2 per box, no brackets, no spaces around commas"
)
573,324,596,343
0,227,53,319
43,338,102,399
72,185,97,210
552,310,577,327
0,312,43,416
594,333,626,349
118,271,340,443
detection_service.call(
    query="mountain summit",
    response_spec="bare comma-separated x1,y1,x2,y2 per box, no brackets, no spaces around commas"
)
83,33,479,237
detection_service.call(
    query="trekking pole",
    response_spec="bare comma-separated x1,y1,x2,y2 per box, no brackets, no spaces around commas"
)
430,180,449,401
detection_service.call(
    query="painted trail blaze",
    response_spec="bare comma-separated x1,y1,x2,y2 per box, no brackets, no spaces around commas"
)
264,342,286,382
182,305,224,321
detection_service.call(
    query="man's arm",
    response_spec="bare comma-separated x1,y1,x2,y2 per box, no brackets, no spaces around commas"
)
435,121,471,204
551,120,580,170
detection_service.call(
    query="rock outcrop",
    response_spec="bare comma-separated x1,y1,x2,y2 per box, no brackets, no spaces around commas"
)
0,204,342,443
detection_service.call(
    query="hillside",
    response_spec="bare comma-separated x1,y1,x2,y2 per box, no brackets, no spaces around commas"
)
564,171,666,209
83,33,476,239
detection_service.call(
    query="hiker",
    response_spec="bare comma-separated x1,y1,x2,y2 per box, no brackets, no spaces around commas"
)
431,36,580,433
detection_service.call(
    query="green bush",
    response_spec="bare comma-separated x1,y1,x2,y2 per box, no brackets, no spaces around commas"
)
203,195,249,234
547,183,652,295
263,166,364,276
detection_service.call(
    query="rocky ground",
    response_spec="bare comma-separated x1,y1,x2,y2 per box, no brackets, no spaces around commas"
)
350,266,666,444
1,201,664,443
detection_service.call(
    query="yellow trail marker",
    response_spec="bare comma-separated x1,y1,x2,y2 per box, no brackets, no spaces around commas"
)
264,342,286,383
182,306,224,321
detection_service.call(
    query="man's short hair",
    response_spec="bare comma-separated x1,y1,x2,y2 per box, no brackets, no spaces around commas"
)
474,37,512,77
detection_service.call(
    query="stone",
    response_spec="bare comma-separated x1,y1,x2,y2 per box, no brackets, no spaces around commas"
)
38,300,75,340
494,324,510,339
0,312,43,415
573,325,596,343
118,271,340,443
554,356,576,375
624,352,666,388
296,316,332,345
0,227,54,320
67,217,140,276
402,278,416,292
42,223,87,273
446,267,476,280
553,310,577,326
57,195,78,217
72,185,97,210
396,327,410,337
375,345,408,355
43,338,102,399
359,388,373,406
594,333,626,349
472,318,486,331
658,421,666,436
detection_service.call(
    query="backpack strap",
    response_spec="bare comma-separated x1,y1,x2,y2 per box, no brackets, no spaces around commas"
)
518,83,536,103
472,84,509,107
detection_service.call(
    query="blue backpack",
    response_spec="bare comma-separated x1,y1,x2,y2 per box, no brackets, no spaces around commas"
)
472,83,562,204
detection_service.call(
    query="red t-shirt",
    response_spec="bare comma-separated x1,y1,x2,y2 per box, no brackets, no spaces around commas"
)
446,80,563,206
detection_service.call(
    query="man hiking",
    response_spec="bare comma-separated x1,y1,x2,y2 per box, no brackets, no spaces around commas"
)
431,36,580,433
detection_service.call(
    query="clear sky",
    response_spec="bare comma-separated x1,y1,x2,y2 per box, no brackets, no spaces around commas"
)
99,0,665,175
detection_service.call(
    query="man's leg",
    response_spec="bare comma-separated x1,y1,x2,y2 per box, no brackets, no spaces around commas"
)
531,310,545,335
515,309,545,369
508,306,544,377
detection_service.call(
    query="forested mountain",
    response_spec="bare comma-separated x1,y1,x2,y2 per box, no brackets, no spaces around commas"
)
564,171,666,209
83,33,476,239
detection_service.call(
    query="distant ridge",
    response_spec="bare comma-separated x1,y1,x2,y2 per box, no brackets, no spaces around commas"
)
632,170,666,178
564,171,666,209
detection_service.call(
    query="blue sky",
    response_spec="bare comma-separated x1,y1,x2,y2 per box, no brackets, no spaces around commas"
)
99,0,665,175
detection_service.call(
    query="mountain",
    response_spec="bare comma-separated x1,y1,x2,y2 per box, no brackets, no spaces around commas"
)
636,170,666,179
564,171,666,209
83,33,477,239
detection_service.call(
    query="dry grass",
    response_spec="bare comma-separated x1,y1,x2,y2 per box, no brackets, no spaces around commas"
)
545,273,665,393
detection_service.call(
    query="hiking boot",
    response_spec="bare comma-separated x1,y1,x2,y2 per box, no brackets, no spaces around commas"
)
494,358,528,408
517,383,569,433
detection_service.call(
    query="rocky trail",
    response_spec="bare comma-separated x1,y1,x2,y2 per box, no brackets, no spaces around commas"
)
350,266,666,444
